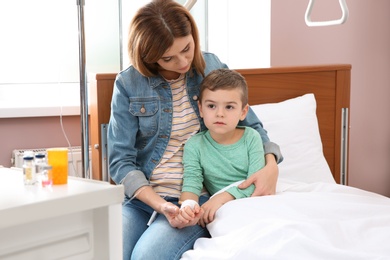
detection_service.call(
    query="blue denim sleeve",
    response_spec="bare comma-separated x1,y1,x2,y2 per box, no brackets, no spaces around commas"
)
107,73,150,196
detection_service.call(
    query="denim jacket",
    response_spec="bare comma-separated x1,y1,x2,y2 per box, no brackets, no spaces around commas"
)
108,52,282,197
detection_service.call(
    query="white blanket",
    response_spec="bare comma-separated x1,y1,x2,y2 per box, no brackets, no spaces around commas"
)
181,179,390,259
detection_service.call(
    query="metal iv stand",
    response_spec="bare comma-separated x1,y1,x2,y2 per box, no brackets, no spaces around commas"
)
76,0,90,179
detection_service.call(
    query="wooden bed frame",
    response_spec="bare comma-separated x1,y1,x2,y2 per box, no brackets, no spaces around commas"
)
89,64,351,184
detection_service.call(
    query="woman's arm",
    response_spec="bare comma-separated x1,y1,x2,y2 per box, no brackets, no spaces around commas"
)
134,185,188,228
135,186,178,214
108,75,150,198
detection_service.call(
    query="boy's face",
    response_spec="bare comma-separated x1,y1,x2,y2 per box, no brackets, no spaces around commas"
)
199,88,249,138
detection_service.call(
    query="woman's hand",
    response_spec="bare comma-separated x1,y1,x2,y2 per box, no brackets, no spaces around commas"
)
238,154,279,196
160,202,182,227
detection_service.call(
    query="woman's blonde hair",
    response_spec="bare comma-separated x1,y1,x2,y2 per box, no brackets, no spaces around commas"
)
128,0,205,77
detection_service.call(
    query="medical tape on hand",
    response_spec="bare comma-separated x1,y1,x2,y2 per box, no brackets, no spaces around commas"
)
180,199,198,210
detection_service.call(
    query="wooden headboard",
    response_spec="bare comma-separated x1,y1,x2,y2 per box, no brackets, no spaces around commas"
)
89,64,351,184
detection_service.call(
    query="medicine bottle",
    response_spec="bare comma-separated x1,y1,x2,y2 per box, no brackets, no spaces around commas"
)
23,151,36,185
34,152,46,184
41,164,53,188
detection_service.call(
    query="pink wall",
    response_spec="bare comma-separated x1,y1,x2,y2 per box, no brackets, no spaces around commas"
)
271,0,390,196
0,116,81,167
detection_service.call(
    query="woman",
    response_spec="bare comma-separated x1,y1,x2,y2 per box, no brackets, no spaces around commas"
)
108,0,282,259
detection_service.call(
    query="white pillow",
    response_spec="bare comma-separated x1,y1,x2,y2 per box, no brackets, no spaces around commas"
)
251,93,335,184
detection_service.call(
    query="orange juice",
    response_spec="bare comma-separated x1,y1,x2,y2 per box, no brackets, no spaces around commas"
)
47,148,68,185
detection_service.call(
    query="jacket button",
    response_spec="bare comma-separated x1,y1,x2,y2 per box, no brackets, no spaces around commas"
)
140,105,146,114
192,95,198,101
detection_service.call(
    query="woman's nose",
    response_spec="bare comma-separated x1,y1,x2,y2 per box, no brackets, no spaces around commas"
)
176,54,187,65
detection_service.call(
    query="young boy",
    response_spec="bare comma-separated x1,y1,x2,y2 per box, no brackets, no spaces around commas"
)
178,68,265,227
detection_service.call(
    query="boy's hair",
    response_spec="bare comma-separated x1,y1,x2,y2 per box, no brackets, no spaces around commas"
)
199,69,248,108
128,0,205,77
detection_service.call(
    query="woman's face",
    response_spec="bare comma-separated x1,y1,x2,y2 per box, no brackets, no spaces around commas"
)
157,35,195,80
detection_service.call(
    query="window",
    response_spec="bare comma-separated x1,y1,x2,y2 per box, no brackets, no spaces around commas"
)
0,0,120,118
207,0,270,69
0,0,269,118
120,0,270,69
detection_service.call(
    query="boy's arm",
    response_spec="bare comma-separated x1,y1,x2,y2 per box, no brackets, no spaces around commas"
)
179,191,199,205
182,135,204,196
229,129,265,198
238,154,278,196
178,133,206,227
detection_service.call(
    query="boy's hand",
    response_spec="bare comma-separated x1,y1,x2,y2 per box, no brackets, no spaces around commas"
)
174,204,204,229
199,192,234,227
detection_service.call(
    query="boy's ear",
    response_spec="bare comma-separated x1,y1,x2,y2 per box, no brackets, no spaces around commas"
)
240,104,249,121
198,100,204,118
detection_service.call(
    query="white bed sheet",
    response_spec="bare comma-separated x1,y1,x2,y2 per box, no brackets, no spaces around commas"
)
181,179,390,259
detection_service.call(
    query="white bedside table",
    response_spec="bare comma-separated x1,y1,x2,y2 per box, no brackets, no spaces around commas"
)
0,167,124,260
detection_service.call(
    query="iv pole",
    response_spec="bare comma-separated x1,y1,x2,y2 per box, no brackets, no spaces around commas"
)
76,0,90,179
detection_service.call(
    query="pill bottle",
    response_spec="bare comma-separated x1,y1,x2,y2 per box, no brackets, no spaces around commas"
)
23,151,36,185
34,152,46,185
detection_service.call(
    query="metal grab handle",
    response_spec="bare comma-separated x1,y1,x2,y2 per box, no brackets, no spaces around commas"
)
305,0,349,27
184,0,197,10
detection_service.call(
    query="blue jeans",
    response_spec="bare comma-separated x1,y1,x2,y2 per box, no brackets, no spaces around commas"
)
122,195,210,260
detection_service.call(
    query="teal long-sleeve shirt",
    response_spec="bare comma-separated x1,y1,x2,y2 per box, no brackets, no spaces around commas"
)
182,126,265,199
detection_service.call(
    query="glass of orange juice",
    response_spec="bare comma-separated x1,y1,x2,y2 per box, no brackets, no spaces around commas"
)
47,148,68,185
